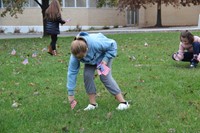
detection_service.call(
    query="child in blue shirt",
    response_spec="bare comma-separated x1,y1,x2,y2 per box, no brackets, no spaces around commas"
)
67,32,129,110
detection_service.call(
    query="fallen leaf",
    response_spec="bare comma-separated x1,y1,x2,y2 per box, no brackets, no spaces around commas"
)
29,82,35,86
62,126,69,133
80,127,85,133
106,112,112,119
42,47,47,52
129,55,136,61
168,128,176,133
33,91,39,95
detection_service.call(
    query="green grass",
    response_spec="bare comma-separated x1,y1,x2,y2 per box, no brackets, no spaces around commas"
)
0,32,200,133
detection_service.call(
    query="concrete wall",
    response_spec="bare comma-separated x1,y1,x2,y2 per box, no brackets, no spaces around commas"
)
0,8,43,26
139,4,200,27
87,8,126,26
0,7,126,33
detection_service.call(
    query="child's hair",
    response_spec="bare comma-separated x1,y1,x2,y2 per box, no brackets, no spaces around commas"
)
45,0,61,21
180,30,194,44
71,38,87,56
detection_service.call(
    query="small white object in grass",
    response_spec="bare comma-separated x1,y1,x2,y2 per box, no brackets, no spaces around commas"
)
131,56,136,60
11,49,16,55
33,91,39,95
12,101,20,108
32,52,37,58
144,42,148,47
42,47,47,52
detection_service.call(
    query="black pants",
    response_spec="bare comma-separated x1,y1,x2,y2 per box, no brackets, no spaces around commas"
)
50,34,58,50
180,52,194,62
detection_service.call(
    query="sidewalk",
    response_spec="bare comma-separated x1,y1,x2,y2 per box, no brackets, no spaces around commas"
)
0,26,199,39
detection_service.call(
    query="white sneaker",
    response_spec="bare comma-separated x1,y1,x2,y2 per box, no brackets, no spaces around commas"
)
84,103,98,111
116,102,130,110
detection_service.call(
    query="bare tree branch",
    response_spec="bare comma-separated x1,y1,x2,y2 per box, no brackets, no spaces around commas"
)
34,0,42,8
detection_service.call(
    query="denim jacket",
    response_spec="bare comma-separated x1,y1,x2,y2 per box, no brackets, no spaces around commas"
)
67,32,117,95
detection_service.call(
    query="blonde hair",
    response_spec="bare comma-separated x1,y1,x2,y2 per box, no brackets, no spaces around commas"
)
45,0,61,21
71,39,87,56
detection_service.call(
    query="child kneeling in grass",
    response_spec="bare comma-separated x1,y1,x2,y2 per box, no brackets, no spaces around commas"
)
172,30,200,68
66,32,129,111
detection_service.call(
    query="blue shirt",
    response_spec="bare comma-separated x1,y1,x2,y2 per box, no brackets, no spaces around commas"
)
67,32,117,95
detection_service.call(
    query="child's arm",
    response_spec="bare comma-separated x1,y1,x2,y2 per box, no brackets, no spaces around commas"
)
173,42,184,61
67,55,80,96
178,42,185,54
57,16,66,25
195,36,200,43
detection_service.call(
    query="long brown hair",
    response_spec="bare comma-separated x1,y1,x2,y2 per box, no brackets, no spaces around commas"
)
45,0,61,21
180,30,194,44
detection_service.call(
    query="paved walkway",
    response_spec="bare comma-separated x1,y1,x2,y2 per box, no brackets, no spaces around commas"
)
0,26,199,39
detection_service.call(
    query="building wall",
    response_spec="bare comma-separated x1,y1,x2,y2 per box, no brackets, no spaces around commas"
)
139,4,200,27
62,8,126,26
0,4,200,33
87,8,126,26
0,7,126,33
0,8,43,26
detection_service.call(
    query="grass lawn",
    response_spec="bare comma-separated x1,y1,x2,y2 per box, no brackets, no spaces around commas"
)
0,31,200,133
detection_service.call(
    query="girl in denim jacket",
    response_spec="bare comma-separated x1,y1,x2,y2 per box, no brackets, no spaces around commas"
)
67,32,129,111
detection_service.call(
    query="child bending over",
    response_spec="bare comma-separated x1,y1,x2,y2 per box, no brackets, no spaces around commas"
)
66,32,130,111
172,30,200,68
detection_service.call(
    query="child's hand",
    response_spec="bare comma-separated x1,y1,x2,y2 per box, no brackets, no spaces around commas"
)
173,52,183,61
97,62,110,76
65,18,71,22
101,61,107,65
97,64,104,72
68,95,77,109
70,99,77,110
97,61,107,72
197,55,200,62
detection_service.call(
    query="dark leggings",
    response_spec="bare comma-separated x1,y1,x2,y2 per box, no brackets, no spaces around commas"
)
50,34,58,50
181,52,193,62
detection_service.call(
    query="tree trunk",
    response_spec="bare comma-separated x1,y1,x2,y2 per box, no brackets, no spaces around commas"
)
155,0,162,27
42,0,49,37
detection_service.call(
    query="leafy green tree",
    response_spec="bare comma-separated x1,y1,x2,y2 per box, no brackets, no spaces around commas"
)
98,0,200,27
1,0,50,36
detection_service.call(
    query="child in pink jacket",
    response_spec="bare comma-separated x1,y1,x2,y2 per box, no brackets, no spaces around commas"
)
172,30,200,68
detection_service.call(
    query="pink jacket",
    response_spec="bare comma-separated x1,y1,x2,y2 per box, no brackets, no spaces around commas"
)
174,36,200,61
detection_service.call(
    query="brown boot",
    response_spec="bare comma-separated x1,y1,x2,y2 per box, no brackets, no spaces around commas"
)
48,45,53,55
52,50,57,56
